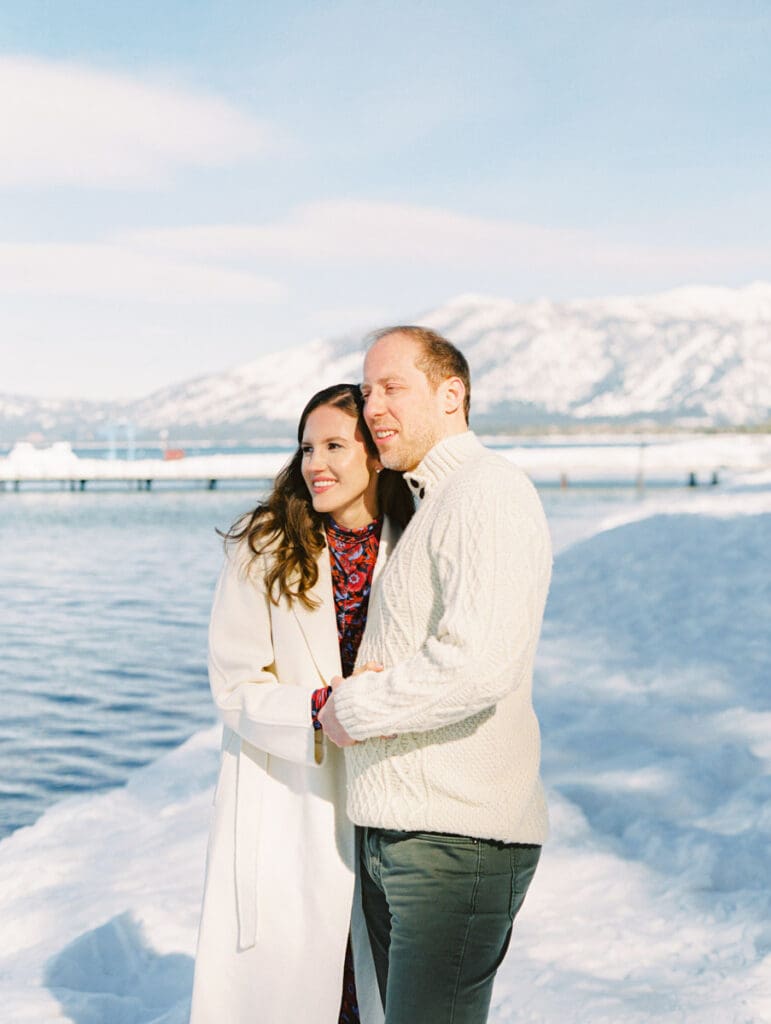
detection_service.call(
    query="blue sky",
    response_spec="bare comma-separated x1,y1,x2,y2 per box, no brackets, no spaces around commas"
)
1,1,770,399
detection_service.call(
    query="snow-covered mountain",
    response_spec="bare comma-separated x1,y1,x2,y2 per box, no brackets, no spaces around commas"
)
4,283,770,440
0,392,119,443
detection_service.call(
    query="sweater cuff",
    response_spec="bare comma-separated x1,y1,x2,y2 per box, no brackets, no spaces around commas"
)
333,673,378,740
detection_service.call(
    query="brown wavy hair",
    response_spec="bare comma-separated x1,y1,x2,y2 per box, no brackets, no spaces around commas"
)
223,383,414,608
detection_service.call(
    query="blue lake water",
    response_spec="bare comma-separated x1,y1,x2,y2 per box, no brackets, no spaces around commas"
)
0,482,673,840
0,487,259,839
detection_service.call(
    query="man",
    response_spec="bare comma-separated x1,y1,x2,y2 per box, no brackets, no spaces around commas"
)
318,326,552,1023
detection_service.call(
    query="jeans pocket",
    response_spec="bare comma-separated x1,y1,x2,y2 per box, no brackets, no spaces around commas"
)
509,844,541,919
409,830,480,848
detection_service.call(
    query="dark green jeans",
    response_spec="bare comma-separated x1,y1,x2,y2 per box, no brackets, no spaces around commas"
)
359,826,541,1024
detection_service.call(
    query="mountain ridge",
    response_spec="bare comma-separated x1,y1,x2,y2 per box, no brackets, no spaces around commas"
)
3,283,770,441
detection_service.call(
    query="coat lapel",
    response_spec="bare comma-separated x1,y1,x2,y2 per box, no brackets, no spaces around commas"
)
290,515,400,684
291,548,342,685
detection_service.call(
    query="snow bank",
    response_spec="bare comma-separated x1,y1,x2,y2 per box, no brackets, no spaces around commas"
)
0,488,769,1022
0,446,286,483
3,441,81,477
0,730,219,1023
503,488,771,1022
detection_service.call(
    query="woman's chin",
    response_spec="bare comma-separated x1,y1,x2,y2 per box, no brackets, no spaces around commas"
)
312,494,337,516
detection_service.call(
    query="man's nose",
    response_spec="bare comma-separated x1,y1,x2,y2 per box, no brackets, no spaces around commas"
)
364,391,384,418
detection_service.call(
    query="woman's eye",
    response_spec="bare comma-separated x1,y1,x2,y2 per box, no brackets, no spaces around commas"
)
300,446,312,456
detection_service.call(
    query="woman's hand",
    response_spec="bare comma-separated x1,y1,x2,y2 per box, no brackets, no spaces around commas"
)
354,661,383,675
330,663,383,692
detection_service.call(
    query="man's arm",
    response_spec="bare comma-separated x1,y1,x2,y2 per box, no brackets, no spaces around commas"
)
333,471,552,741
316,662,384,746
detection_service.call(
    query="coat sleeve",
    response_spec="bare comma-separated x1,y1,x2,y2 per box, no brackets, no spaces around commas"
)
208,544,319,766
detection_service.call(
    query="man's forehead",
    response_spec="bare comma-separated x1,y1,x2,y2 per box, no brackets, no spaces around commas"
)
363,333,421,377
370,330,417,350
362,365,418,387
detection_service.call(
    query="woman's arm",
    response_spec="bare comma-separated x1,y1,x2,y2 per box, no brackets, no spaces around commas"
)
208,544,320,766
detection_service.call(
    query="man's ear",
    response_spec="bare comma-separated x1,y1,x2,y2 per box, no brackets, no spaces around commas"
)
443,376,466,416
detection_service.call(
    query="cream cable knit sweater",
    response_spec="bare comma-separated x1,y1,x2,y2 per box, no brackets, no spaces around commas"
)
334,431,553,844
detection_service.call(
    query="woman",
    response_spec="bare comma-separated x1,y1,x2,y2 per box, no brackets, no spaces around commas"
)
190,384,413,1024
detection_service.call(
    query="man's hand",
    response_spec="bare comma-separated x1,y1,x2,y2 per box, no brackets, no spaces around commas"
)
317,694,357,747
322,663,386,745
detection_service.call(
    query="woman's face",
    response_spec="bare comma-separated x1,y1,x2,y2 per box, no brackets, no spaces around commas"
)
300,404,381,529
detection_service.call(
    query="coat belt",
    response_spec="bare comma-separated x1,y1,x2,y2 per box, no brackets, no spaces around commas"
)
234,743,265,949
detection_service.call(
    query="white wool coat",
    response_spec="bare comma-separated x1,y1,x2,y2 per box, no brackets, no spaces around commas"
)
189,522,397,1024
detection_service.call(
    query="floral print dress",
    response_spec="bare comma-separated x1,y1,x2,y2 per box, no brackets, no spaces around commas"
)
311,515,383,1023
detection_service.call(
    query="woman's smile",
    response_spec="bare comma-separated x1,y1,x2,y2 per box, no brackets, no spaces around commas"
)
301,404,380,529
310,476,338,492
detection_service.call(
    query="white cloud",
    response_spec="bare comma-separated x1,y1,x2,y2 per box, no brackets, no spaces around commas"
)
4,199,768,315
129,202,564,263
2,200,769,311
0,56,272,187
128,200,771,280
0,242,284,303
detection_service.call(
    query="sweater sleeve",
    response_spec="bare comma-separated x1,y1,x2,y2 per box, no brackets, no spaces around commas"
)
208,544,319,765
333,472,552,740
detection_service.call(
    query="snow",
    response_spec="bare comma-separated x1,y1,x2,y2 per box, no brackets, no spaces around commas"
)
498,488,771,1022
0,732,216,1023
0,443,287,483
3,442,81,476
418,284,771,424
0,484,769,1023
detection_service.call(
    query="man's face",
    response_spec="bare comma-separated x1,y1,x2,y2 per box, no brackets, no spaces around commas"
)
361,333,447,472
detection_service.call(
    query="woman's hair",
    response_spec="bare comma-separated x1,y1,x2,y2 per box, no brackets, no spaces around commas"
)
222,383,414,608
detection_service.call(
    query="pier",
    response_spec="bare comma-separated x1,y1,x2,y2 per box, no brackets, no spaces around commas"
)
1,435,767,494
0,445,285,493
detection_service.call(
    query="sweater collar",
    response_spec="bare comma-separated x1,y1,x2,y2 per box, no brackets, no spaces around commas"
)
403,431,483,502
324,514,381,539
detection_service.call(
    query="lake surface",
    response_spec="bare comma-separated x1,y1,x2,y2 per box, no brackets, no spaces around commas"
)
0,483,663,840
0,488,260,839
